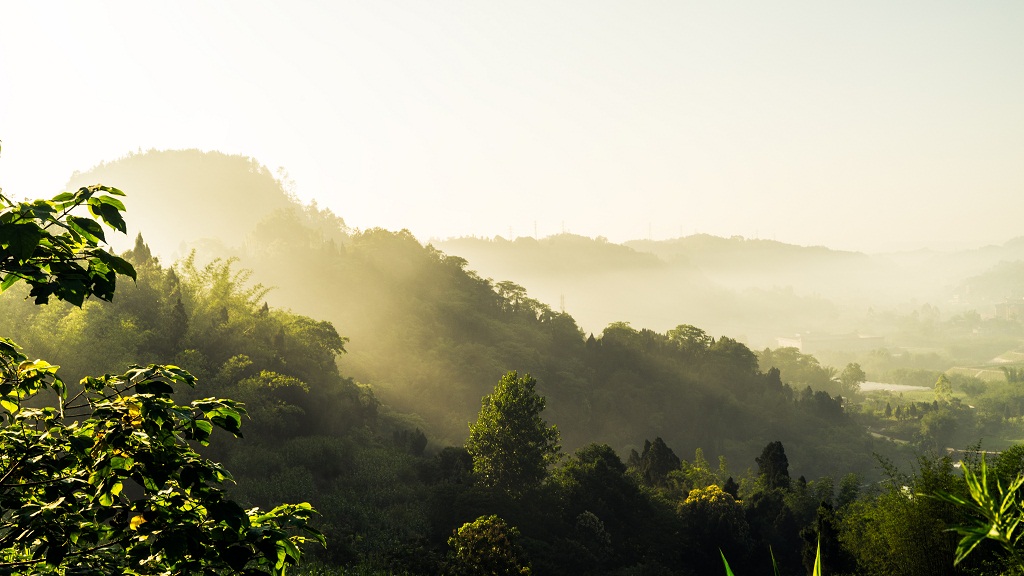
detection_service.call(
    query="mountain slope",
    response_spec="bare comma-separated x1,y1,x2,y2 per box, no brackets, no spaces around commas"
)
63,150,892,479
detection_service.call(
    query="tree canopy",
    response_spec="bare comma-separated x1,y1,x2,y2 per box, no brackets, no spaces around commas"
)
0,186,321,574
466,371,560,494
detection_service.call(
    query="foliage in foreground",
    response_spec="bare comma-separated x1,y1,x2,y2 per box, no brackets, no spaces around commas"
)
720,539,821,576
0,185,321,574
930,457,1024,572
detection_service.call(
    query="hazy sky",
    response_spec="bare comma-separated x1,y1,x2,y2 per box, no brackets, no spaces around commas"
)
1,2,1022,252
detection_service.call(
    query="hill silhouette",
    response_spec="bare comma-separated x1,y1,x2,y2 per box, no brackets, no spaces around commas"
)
64,149,897,479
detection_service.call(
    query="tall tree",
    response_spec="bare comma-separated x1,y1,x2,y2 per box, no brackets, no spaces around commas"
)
466,371,560,494
934,374,954,404
839,363,866,398
632,437,681,488
756,440,791,491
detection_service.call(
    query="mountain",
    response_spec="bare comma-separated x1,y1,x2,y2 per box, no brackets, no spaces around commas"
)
63,149,895,479
439,232,1024,353
438,234,863,347
67,149,299,258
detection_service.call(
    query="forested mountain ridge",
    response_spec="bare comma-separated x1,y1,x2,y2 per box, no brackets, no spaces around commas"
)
441,230,1024,358
59,147,892,479
0,149,1011,574
439,234,848,342
57,149,891,480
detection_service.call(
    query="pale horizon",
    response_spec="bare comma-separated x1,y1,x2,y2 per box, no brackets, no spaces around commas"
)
2,1,1022,254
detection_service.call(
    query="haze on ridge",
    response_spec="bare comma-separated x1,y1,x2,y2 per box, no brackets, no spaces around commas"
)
1,2,1022,253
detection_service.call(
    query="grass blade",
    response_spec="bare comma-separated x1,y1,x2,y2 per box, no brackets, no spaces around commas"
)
813,537,823,576
719,549,735,576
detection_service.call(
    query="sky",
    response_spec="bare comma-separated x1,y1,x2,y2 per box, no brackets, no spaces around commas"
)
1,1,1022,253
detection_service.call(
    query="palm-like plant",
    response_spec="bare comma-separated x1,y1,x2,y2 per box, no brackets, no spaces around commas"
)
929,457,1024,570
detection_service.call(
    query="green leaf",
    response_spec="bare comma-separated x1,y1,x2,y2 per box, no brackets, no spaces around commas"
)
279,537,301,563
190,419,214,442
209,406,243,434
69,434,94,453
98,490,115,507
91,194,126,211
813,537,822,576
67,215,105,244
0,222,44,260
88,198,127,233
720,549,735,576
0,273,19,292
95,184,126,197
135,380,174,395
95,251,137,280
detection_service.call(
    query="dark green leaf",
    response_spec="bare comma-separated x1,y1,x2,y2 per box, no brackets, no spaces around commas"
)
135,380,174,395
67,215,105,244
0,223,44,260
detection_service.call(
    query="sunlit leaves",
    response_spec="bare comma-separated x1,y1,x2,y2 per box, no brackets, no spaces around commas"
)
466,371,560,494
0,339,66,412
0,185,136,306
0,346,321,574
87,193,127,234
447,515,532,576
0,187,321,574
129,514,146,531
928,458,1024,570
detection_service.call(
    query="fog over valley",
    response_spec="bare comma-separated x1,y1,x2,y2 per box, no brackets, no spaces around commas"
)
3,2,1024,574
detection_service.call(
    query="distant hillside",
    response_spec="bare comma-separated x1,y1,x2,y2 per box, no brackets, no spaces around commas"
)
67,149,299,258
440,231,1024,351
957,260,1024,306
437,234,726,336
60,149,892,480
439,234,854,345
442,234,664,274
626,234,863,270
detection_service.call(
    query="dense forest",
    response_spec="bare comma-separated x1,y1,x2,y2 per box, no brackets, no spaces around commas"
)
5,150,1024,574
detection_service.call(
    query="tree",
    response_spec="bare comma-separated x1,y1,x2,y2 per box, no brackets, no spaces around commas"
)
447,515,532,576
0,185,322,574
667,324,712,355
839,362,866,398
934,374,954,404
631,437,681,488
756,441,791,491
677,484,752,574
841,456,964,576
125,232,154,264
466,371,560,493
708,337,758,376
555,444,639,527
1001,366,1024,384
756,347,835,391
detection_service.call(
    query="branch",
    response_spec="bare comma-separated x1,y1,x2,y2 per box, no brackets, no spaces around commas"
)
0,537,128,569
0,453,28,486
0,472,76,489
